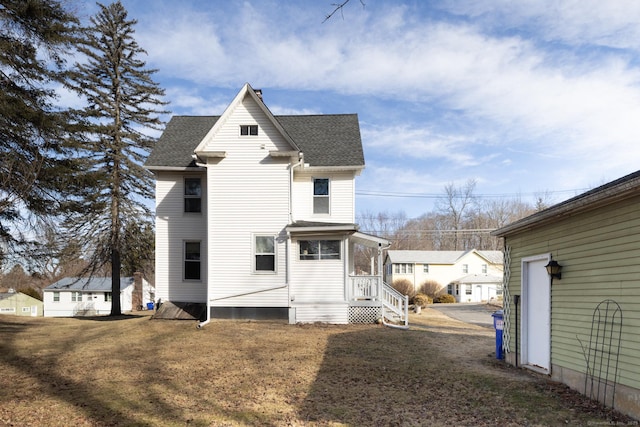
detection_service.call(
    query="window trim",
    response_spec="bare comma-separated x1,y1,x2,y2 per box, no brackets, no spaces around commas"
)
184,177,202,213
71,291,82,302
184,240,202,281
253,234,276,274
312,177,330,215
299,239,341,261
53,291,60,302
240,124,258,136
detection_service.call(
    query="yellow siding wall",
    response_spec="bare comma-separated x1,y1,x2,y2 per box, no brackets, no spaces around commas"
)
504,195,640,392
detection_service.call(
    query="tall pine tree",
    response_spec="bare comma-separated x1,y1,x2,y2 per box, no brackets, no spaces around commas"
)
0,0,78,262
66,1,167,315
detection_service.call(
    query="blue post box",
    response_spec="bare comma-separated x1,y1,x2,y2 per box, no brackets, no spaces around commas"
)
491,310,504,360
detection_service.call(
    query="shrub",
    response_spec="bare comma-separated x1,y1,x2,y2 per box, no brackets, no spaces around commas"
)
392,279,415,298
413,293,431,307
434,294,456,304
417,280,444,298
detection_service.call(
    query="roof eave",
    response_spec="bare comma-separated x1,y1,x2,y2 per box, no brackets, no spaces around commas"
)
492,172,640,237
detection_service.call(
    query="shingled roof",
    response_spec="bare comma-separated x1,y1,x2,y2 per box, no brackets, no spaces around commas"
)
145,114,364,169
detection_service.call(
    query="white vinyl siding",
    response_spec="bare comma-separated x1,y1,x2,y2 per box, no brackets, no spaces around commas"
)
292,171,355,223
202,97,289,307
154,171,207,303
290,239,345,304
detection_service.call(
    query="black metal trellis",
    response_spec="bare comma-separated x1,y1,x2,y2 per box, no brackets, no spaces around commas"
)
584,299,623,409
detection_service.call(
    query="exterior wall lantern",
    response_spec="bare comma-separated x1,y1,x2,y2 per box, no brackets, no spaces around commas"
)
545,258,562,283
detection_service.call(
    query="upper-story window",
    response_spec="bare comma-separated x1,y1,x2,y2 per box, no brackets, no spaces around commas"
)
184,178,202,213
462,264,469,274
240,124,258,136
313,178,330,214
482,264,487,274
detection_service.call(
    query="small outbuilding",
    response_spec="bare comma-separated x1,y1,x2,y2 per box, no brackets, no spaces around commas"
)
492,169,640,420
0,290,43,317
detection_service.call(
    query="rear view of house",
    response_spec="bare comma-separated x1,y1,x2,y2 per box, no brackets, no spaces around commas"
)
145,83,403,326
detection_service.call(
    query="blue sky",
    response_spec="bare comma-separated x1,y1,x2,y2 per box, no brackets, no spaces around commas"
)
73,0,640,218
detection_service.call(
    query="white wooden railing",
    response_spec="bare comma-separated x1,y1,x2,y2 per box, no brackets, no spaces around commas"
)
349,275,381,300
381,282,409,329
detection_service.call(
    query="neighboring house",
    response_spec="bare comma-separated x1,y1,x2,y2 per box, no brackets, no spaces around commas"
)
384,250,503,302
0,290,43,317
43,274,154,317
145,83,400,326
491,170,640,420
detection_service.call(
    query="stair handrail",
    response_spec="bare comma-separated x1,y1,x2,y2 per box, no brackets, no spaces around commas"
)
381,282,409,329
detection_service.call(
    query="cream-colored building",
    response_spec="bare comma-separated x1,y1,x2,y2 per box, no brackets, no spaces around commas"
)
384,250,503,302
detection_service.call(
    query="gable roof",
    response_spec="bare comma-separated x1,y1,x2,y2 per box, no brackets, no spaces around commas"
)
385,250,503,265
492,169,640,237
44,277,138,292
0,291,37,301
145,86,364,170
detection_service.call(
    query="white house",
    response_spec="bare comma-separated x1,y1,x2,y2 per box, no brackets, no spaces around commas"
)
384,250,503,302
145,83,404,326
43,275,154,317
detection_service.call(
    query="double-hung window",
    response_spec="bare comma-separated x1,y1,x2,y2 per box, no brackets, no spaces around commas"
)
299,240,340,260
184,241,201,280
254,235,275,272
53,291,60,302
104,292,112,302
482,264,488,274
394,263,413,274
423,264,429,273
184,178,202,213
313,178,330,214
462,264,469,274
71,291,82,302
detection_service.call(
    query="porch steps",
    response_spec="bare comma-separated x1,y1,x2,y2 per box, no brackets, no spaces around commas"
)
381,282,409,329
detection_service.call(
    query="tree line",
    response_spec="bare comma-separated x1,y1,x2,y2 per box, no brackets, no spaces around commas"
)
354,180,554,272
0,0,163,313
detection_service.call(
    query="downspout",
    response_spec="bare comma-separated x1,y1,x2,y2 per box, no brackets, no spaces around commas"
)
289,152,304,224
287,152,304,322
192,153,211,329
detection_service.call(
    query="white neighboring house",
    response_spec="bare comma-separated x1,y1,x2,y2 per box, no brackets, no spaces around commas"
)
144,83,402,326
43,275,154,317
384,249,504,303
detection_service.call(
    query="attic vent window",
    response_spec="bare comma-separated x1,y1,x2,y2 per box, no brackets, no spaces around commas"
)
240,125,258,136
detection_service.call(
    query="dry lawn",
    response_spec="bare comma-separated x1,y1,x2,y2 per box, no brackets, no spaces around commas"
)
0,307,635,426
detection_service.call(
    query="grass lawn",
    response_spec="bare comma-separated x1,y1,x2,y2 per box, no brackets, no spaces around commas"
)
0,307,634,426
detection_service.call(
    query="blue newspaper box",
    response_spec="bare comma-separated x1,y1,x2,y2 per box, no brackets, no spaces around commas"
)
492,310,504,360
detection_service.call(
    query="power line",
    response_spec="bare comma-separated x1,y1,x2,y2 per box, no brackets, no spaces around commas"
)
356,188,589,199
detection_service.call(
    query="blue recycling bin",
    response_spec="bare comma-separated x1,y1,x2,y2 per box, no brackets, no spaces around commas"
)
492,310,504,360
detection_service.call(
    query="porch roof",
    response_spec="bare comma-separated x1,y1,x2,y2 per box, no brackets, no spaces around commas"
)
285,221,391,248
